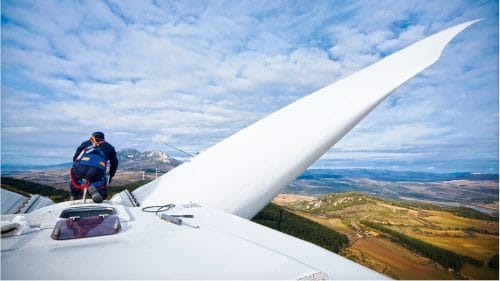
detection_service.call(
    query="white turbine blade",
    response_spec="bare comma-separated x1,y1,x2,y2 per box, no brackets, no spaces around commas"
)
135,20,479,219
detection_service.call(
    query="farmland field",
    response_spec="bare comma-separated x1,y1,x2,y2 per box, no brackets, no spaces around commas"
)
293,211,352,235
425,210,498,233
406,231,498,262
347,237,455,279
273,192,499,280
461,263,499,280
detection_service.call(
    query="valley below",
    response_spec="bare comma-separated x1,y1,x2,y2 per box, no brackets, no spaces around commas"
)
272,193,498,280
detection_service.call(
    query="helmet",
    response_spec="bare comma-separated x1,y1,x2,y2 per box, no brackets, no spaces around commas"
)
92,132,105,140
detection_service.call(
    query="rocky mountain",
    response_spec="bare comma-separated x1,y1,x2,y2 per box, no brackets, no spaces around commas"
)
116,148,182,171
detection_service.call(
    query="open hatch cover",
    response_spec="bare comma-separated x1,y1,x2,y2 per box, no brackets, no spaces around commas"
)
52,206,120,240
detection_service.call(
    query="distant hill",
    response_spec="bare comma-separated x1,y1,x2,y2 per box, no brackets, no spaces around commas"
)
299,169,499,182
287,169,499,210
286,192,497,221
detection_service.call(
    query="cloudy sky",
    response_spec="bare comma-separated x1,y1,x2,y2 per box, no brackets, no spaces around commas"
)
1,0,498,173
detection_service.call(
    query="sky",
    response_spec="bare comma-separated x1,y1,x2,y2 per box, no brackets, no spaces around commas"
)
1,0,498,173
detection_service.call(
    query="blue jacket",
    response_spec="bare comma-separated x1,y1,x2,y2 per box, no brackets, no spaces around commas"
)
73,140,119,178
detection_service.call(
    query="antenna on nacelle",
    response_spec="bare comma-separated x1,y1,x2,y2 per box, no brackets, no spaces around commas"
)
160,140,195,158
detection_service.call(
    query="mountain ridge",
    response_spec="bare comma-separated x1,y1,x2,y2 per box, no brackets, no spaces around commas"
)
2,148,182,172
116,148,182,171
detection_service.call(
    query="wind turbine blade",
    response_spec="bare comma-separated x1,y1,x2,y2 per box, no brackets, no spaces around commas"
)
135,20,479,219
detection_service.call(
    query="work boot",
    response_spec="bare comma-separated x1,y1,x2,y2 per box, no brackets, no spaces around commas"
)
88,186,103,203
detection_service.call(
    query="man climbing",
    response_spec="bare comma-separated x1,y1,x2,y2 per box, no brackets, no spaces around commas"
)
69,132,119,203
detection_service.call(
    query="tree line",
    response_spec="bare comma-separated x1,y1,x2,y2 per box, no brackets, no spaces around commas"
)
1,177,151,203
253,203,348,253
380,198,497,222
360,220,483,270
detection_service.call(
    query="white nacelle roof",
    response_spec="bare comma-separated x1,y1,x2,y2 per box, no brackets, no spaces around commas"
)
1,201,386,280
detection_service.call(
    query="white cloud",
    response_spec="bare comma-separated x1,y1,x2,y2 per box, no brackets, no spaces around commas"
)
1,0,498,172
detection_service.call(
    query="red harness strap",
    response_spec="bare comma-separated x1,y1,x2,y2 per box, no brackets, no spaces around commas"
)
70,169,89,190
69,168,107,190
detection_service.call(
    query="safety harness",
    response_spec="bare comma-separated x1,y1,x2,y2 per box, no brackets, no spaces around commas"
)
71,136,108,190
